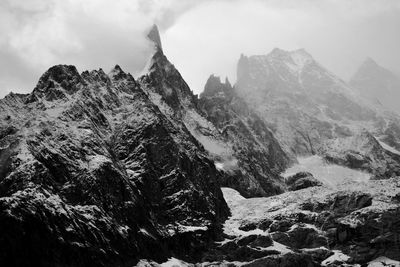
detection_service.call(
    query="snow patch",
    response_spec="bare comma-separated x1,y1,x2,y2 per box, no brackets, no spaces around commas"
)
160,257,191,267
378,140,400,155
368,256,400,267
322,250,350,266
282,155,370,187
214,158,238,172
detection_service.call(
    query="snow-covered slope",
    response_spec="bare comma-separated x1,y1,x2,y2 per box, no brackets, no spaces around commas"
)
282,155,370,187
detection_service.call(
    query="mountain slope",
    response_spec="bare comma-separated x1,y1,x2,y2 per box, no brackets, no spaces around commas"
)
138,28,293,198
198,75,293,197
350,58,400,115
0,62,229,266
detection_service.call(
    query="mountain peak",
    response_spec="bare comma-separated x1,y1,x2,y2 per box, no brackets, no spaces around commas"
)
291,48,312,58
34,65,83,92
269,47,287,56
147,24,163,52
350,56,400,114
361,57,379,68
263,48,315,75
109,64,128,80
267,48,314,67
201,74,233,98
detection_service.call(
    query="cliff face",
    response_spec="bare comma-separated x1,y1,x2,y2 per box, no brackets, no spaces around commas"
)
0,61,229,266
135,30,295,198
198,75,293,197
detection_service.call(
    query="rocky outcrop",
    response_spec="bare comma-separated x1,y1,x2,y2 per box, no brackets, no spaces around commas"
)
321,130,400,179
285,172,322,191
219,178,400,266
0,59,229,266
198,75,293,197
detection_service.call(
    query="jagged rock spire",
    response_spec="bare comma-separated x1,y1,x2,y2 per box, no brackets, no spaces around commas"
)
201,74,233,98
147,24,163,52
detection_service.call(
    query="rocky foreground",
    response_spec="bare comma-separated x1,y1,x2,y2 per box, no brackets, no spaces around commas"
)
138,157,400,266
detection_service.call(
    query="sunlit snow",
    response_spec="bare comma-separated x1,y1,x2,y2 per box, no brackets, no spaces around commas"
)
378,140,400,155
282,155,370,187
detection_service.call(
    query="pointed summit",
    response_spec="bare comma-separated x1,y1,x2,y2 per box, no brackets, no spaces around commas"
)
350,57,400,114
147,24,163,52
109,64,128,81
363,57,378,66
201,74,233,98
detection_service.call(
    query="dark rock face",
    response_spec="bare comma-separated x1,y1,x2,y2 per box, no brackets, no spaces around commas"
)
300,191,373,214
285,172,322,191
270,225,328,249
199,75,293,197
201,234,278,263
0,61,229,265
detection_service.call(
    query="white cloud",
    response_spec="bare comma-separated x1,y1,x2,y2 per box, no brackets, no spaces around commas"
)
0,0,399,96
162,0,400,93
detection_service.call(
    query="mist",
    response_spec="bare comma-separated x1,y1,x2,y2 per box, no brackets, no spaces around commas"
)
1,0,400,97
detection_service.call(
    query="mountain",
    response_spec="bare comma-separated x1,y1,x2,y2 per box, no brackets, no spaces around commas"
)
198,75,293,197
235,48,400,176
350,57,400,115
0,25,301,266
139,30,293,198
2,24,400,266
175,48,400,266
0,31,231,265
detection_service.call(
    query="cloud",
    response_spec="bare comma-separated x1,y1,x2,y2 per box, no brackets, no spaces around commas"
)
0,0,399,97
0,0,203,96
162,0,400,93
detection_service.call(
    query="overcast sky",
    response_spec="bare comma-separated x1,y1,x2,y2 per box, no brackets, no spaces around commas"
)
0,0,399,97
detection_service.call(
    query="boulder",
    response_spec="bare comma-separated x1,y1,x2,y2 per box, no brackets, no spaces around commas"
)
285,172,322,191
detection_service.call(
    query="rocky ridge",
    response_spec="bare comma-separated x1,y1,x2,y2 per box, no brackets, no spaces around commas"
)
0,44,230,266
139,28,293,198
198,75,293,197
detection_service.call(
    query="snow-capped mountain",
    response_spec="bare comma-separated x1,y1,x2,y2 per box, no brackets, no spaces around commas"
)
140,28,293,198
198,75,293,197
0,28,230,265
1,24,400,267
0,25,299,266
235,48,400,172
350,57,400,115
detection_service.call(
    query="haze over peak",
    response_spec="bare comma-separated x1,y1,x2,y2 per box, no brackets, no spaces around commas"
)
147,24,163,53
350,57,400,114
